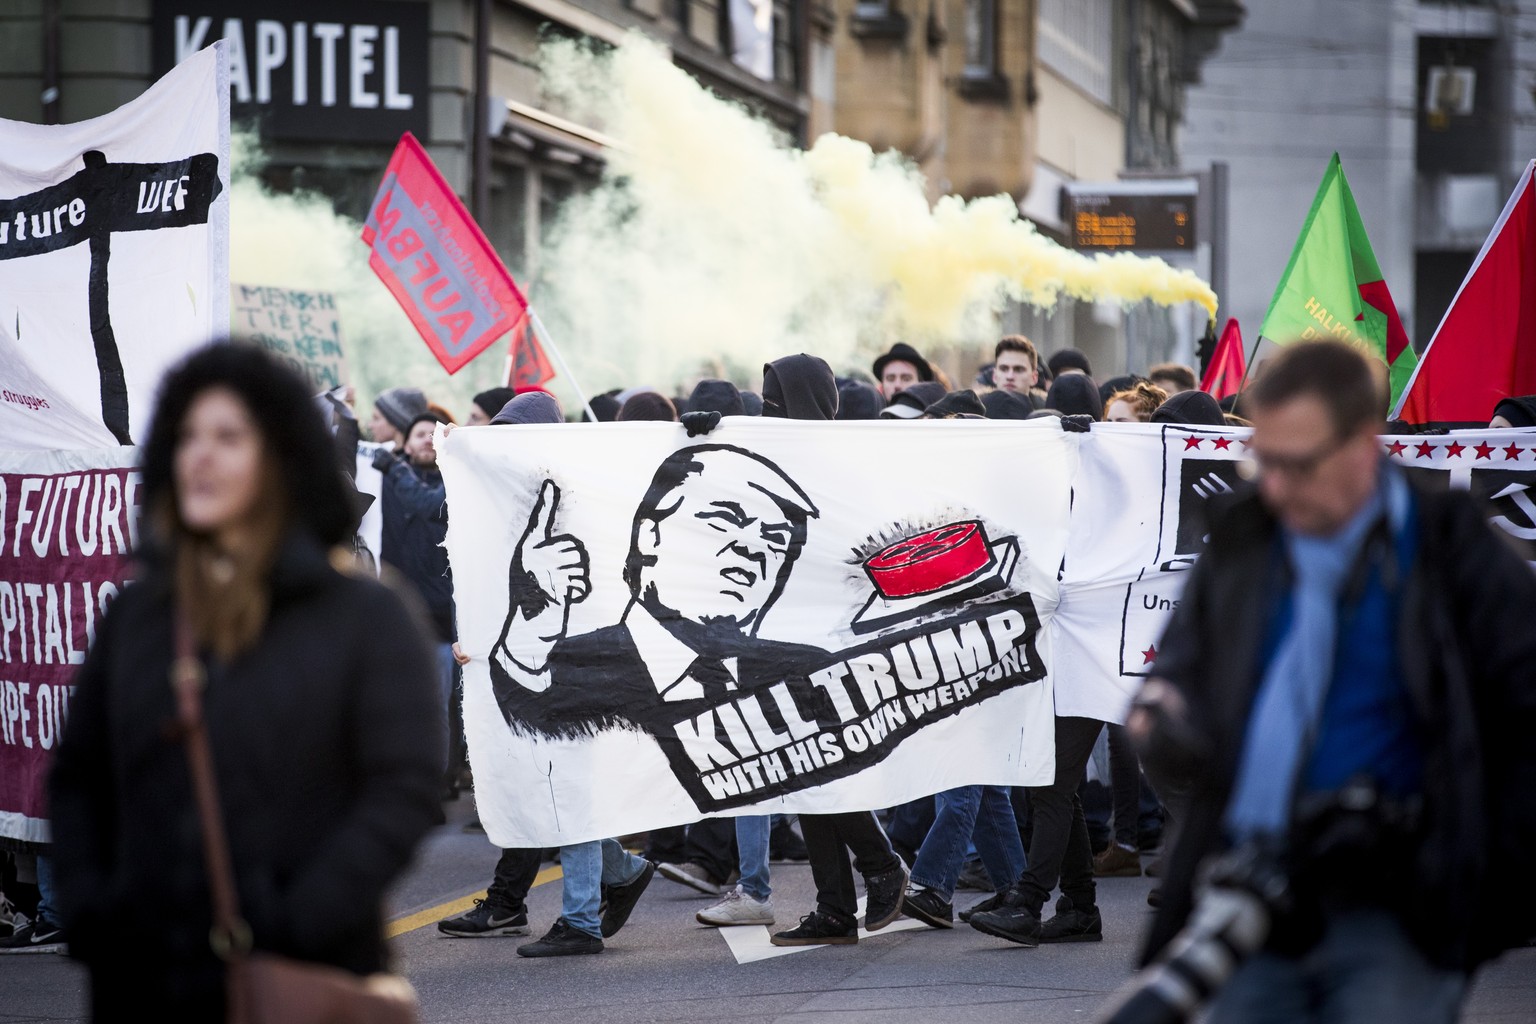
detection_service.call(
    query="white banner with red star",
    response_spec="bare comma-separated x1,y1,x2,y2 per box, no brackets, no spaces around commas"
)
1050,424,1536,723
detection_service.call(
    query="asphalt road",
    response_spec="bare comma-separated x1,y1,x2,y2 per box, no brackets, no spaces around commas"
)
6,797,1535,1022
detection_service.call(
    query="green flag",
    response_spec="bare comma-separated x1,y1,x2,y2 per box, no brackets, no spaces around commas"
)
1259,153,1416,407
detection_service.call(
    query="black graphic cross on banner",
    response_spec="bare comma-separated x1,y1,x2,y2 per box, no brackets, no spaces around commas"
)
0,150,223,444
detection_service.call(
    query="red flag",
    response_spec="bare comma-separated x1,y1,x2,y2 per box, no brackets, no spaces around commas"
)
1200,318,1247,400
360,133,528,374
1394,161,1536,424
506,313,556,390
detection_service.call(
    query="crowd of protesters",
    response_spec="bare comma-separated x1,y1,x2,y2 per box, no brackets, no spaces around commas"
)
4,333,1534,1024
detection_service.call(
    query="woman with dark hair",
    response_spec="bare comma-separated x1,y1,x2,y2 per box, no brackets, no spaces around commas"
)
49,343,442,1019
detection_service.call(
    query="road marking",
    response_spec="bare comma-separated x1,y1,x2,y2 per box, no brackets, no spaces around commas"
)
385,865,563,938
717,897,926,964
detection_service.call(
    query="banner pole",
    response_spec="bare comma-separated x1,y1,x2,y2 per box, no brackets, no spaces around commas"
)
528,309,598,424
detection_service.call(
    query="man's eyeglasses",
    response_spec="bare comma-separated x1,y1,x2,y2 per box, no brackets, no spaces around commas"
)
1241,433,1350,480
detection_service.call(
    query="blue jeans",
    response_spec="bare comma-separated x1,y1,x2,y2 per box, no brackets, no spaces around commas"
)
910,785,1027,900
1209,908,1466,1024
735,816,771,901
560,839,648,938
35,853,57,927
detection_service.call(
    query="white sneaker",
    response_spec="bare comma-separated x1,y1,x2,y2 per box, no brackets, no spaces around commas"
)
696,887,774,927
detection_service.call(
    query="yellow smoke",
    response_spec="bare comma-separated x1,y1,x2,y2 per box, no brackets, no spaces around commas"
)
535,36,1217,389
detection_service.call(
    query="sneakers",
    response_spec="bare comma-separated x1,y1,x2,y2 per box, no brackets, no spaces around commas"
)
516,918,603,957
0,898,21,938
696,887,775,927
863,861,909,931
958,891,1006,924
0,918,63,953
968,888,1043,947
955,857,992,892
770,910,858,946
1040,896,1102,943
657,861,726,896
1093,843,1143,878
600,860,654,938
437,899,530,938
901,886,954,929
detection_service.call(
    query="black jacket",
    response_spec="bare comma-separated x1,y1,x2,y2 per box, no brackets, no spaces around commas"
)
378,459,455,641
1142,479,1536,971
49,537,442,1018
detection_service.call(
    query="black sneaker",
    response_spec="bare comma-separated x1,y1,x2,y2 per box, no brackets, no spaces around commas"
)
600,860,654,938
0,919,63,953
516,918,603,957
968,888,1042,947
958,891,1007,924
955,856,992,892
437,899,530,937
770,910,858,946
1040,897,1102,943
901,887,954,929
863,861,909,931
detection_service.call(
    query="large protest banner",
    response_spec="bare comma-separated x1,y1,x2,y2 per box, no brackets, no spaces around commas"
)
1053,422,1250,723
1052,424,1536,722
232,283,349,391
0,43,229,449
441,419,1074,847
0,448,140,844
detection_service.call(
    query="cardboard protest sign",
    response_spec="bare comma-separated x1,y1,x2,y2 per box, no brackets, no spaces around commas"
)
0,43,229,448
0,448,140,844
232,283,348,391
440,419,1073,847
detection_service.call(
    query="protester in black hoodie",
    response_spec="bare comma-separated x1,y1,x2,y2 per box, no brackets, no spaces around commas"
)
762,354,839,420
1046,375,1104,420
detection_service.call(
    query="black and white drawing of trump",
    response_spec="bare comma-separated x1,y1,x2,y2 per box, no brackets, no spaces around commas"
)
489,444,832,770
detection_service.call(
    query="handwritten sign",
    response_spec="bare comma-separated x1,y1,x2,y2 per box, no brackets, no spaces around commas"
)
231,283,348,391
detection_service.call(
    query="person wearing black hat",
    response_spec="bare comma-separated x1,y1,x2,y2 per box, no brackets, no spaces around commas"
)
1045,375,1104,420
836,377,885,420
468,387,518,426
880,381,946,420
763,354,840,420
872,342,935,400
687,379,747,418
369,386,429,447
923,389,987,419
1151,390,1227,427
1047,349,1092,380
1490,396,1536,429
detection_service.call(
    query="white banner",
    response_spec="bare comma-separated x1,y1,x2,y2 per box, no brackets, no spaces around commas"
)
1054,422,1249,722
0,42,229,451
441,420,1074,848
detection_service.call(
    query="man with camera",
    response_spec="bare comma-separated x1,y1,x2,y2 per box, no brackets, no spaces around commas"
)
1125,340,1536,1023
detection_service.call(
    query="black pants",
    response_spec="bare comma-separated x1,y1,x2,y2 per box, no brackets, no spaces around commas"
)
681,817,738,883
1015,716,1101,914
800,811,900,922
1106,723,1142,849
486,847,543,912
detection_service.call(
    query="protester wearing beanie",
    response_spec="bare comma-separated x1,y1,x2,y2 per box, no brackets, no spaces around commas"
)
1491,396,1536,428
617,392,679,421
583,391,623,422
923,389,986,419
1045,375,1103,419
371,386,429,445
1047,349,1092,379
492,392,565,426
1151,389,1226,426
981,389,1036,420
686,379,746,418
836,378,885,421
762,354,839,420
470,387,518,426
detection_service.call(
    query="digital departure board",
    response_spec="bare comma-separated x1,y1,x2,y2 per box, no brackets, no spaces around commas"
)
1062,182,1198,252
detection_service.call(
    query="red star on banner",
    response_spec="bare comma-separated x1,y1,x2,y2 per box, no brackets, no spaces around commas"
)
1414,441,1437,458
1445,441,1466,458
1141,644,1158,665
1474,442,1495,460
1504,444,1525,461
1212,437,1233,450
1386,441,1408,457
1184,436,1204,450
